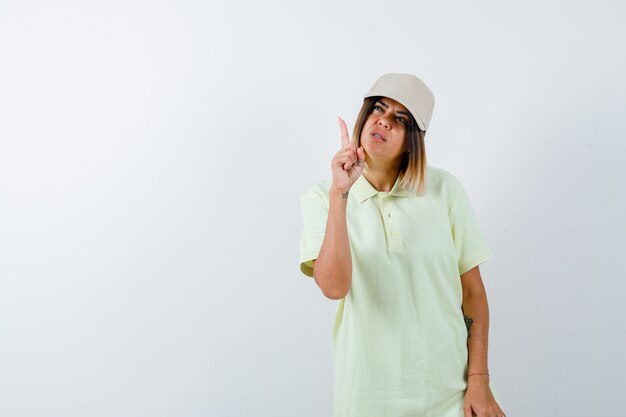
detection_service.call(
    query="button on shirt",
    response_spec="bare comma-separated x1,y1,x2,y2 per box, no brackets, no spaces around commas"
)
299,165,502,417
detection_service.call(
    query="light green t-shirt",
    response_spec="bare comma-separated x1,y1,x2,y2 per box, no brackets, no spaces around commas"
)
299,165,502,417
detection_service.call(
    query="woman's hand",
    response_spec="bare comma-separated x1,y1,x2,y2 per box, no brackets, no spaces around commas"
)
331,116,365,193
462,376,506,417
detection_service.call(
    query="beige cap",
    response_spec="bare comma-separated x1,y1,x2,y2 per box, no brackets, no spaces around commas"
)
364,73,435,131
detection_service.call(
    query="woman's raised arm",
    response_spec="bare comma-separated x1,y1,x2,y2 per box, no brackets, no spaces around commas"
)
312,117,364,299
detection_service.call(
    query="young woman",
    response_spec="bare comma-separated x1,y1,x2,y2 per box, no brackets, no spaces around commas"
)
299,73,506,417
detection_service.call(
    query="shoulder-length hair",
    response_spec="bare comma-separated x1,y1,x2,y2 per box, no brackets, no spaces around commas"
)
352,96,428,196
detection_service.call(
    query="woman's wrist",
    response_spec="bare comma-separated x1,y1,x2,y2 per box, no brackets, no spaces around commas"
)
330,185,350,198
467,372,490,386
467,371,489,377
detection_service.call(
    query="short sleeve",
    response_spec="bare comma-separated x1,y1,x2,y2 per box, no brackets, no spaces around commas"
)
449,179,494,275
299,182,329,277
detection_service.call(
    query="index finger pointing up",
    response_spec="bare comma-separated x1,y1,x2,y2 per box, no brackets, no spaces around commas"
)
338,116,352,148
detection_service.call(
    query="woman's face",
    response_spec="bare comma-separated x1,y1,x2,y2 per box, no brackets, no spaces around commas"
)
360,97,410,165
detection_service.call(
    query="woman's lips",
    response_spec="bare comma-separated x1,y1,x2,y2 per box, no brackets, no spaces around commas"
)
372,133,385,143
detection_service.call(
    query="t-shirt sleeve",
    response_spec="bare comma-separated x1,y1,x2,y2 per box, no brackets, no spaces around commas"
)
449,178,494,275
298,183,329,278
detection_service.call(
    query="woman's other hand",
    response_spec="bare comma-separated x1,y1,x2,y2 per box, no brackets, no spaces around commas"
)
462,376,506,417
331,116,365,193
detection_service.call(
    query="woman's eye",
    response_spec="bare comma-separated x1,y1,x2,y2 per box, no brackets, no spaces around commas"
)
373,105,406,124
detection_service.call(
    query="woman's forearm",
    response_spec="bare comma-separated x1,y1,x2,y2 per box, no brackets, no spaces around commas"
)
313,186,352,299
461,289,490,386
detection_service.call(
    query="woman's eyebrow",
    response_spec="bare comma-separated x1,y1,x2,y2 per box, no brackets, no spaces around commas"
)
377,101,410,117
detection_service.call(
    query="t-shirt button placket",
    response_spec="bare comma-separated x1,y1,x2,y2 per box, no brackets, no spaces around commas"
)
384,199,402,252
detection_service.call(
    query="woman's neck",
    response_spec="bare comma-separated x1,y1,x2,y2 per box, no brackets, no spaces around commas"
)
362,164,401,192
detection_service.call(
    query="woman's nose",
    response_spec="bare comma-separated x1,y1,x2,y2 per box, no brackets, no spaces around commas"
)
378,118,389,129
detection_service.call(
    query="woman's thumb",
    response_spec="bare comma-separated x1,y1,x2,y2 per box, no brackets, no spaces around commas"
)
357,146,365,159
354,147,366,175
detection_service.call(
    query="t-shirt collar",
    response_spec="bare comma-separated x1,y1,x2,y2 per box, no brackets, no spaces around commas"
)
351,172,412,203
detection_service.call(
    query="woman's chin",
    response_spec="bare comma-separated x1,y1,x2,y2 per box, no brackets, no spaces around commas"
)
364,146,385,158
363,142,381,154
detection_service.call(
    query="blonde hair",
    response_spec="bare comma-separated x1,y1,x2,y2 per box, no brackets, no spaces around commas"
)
352,96,428,196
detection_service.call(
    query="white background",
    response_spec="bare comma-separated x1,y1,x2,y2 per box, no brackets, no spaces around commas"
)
0,0,624,416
